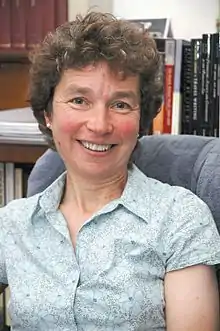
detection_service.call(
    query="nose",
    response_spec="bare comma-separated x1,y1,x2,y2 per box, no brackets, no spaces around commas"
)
86,107,113,135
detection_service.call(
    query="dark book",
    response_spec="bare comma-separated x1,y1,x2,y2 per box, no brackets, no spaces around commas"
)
210,33,219,137
200,34,209,135
181,43,191,134
203,35,211,136
55,0,67,27
26,0,43,49
0,0,11,49
42,0,56,39
11,0,26,49
190,39,202,135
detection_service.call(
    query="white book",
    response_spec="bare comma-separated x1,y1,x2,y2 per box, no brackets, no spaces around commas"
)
5,162,15,204
0,163,5,207
15,168,23,199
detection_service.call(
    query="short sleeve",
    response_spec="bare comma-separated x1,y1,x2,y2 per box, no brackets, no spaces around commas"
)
165,189,220,272
0,214,7,284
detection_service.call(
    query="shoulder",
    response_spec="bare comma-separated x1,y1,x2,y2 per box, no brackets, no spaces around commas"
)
144,169,210,213
141,172,220,271
133,165,213,225
149,176,213,227
140,167,206,213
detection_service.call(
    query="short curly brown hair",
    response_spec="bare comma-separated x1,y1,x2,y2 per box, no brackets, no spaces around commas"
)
29,12,163,149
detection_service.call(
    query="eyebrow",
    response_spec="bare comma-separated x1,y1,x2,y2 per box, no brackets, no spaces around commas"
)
110,91,140,104
63,84,140,103
63,85,92,96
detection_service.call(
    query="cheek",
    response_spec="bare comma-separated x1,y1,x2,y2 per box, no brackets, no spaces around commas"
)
59,121,76,134
52,115,79,149
116,118,139,139
53,115,78,135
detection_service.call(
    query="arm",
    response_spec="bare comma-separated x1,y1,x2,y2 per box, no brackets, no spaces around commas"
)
165,264,219,331
163,189,220,331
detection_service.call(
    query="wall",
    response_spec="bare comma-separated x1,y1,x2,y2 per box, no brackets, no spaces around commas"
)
113,0,218,39
68,0,113,20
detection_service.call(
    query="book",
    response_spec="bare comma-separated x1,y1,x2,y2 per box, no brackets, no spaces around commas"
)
11,0,26,49
0,0,11,49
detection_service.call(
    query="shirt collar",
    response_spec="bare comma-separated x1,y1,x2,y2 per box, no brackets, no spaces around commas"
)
38,171,67,213
119,164,150,222
37,164,150,223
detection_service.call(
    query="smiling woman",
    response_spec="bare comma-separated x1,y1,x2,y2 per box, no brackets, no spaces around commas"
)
0,11,220,331
44,63,141,181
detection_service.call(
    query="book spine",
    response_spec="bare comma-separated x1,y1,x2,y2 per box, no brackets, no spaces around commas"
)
195,39,202,135
211,33,219,137
152,49,165,134
204,35,211,136
171,39,185,134
163,39,175,133
55,0,68,27
42,0,56,39
190,39,201,135
218,36,220,137
200,34,208,135
0,163,5,207
207,34,214,136
11,0,26,49
181,43,191,134
15,167,23,199
26,0,42,49
5,162,15,204
0,0,11,48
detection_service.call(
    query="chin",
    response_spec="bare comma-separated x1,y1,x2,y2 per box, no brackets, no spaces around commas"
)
75,161,126,179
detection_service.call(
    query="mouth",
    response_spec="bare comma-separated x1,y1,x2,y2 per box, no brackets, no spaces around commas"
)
78,140,115,152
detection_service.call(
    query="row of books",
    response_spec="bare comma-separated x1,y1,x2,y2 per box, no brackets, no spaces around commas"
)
0,162,32,328
0,162,31,207
153,33,220,137
0,0,67,51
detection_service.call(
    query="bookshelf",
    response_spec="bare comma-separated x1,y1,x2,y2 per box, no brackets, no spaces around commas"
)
0,0,68,111
0,107,47,164
0,107,47,330
0,144,46,164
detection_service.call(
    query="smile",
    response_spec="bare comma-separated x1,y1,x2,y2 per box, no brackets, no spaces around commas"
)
79,140,113,152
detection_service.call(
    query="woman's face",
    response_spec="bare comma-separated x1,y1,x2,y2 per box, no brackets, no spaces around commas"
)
47,61,140,180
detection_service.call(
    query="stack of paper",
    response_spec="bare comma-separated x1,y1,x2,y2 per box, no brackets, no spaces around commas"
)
0,107,46,145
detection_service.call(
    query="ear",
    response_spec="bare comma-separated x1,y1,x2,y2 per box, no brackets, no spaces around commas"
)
44,111,51,129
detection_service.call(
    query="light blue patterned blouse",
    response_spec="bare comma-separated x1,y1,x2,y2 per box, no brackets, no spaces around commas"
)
1,165,220,331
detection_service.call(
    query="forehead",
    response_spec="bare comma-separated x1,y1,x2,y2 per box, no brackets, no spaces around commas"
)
56,62,139,94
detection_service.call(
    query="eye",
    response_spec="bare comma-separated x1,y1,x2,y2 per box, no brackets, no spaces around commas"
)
112,101,131,110
72,97,86,105
68,97,89,109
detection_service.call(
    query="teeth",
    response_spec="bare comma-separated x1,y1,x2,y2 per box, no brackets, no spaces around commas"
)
81,141,112,152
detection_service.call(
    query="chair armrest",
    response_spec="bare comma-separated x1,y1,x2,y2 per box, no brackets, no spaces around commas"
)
0,283,7,294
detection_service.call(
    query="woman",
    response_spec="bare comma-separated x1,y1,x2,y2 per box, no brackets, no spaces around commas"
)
0,12,220,331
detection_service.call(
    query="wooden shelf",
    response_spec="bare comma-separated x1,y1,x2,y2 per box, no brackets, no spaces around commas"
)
0,143,47,164
0,49,29,63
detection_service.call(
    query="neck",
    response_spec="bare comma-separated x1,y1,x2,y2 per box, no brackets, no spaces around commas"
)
61,169,128,215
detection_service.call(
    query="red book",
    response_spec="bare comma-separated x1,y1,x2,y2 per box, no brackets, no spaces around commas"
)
26,0,43,49
163,39,175,133
55,0,67,27
11,0,26,49
41,0,56,39
0,0,11,48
